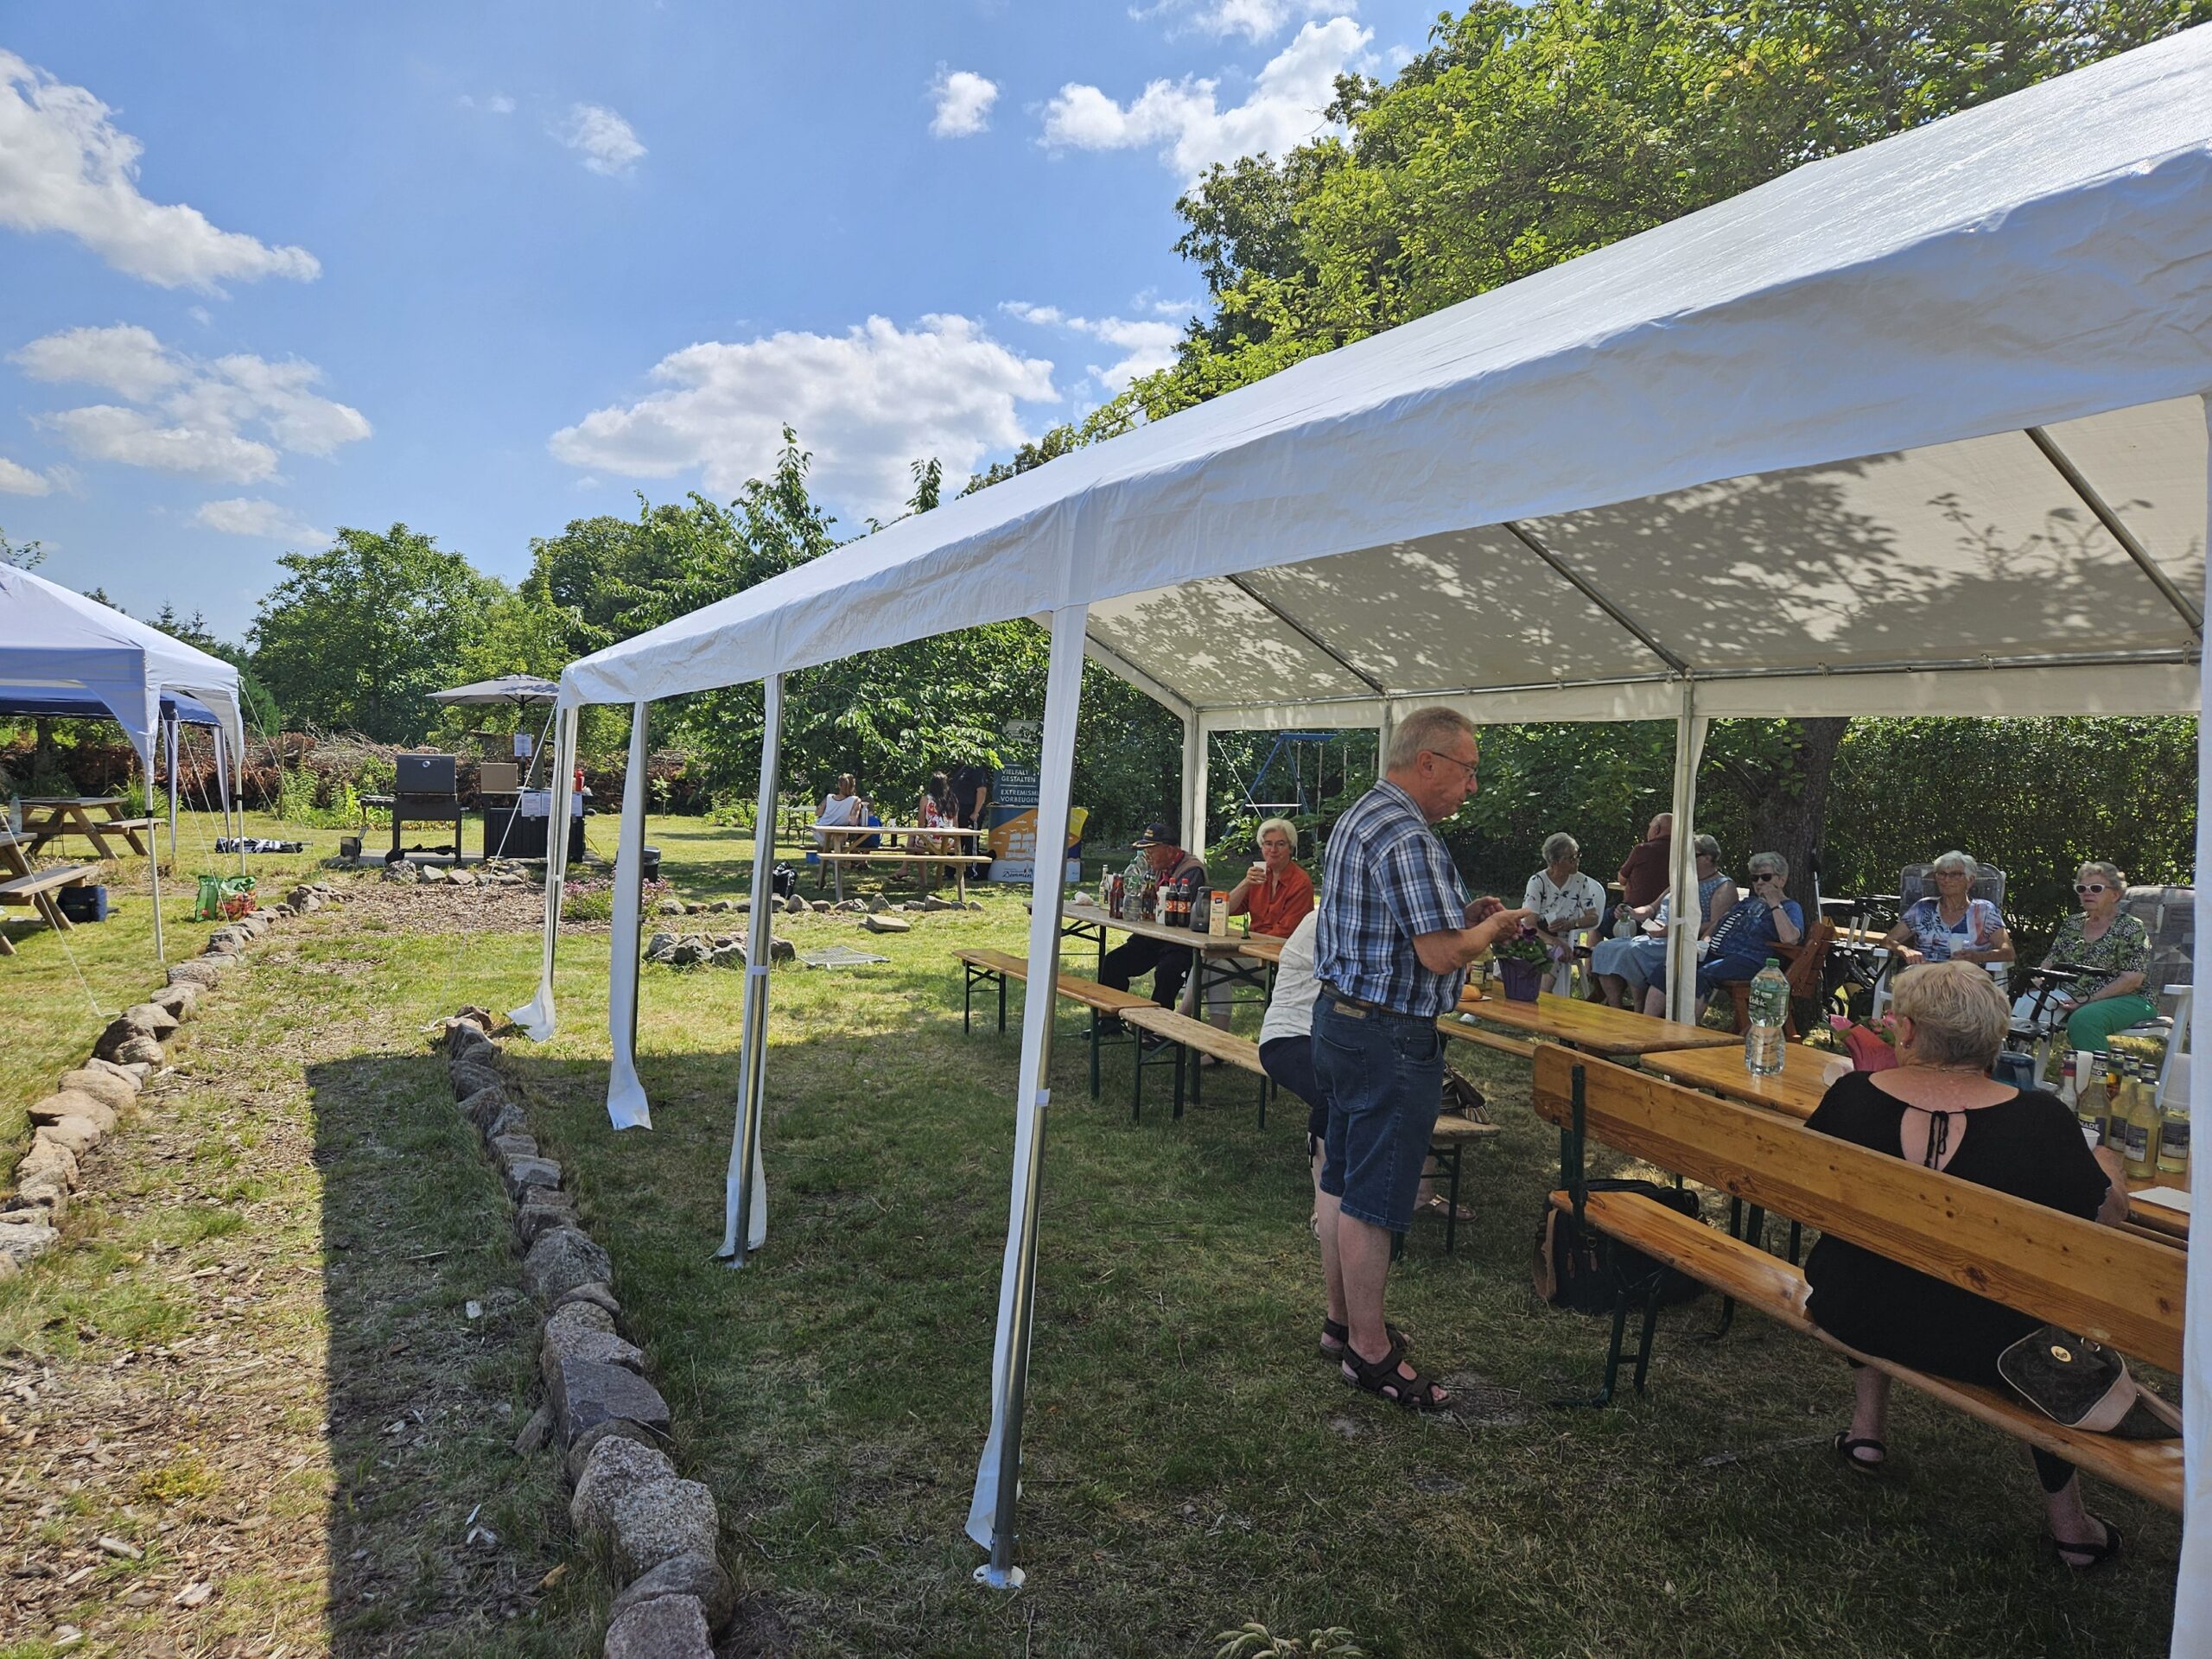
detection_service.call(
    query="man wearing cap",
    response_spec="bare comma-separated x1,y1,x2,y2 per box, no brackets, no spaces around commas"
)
1098,821,1209,1023
1313,706,1531,1412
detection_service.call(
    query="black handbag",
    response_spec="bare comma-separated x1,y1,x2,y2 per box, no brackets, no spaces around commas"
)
1996,1325,2181,1439
1533,1180,1706,1314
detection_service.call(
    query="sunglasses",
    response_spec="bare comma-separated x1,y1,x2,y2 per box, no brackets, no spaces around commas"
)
2075,883,2107,894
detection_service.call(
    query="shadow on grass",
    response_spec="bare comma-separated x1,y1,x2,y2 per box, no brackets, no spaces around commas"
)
305,1047,606,1659
477,941,2183,1659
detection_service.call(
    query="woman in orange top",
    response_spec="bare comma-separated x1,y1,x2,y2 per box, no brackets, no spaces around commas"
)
1230,817,1316,938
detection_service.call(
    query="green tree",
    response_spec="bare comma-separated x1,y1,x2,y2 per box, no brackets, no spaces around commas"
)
250,524,502,741
1,527,41,569
147,602,283,737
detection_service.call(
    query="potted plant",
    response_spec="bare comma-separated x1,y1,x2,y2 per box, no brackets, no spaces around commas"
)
1491,923,1551,1002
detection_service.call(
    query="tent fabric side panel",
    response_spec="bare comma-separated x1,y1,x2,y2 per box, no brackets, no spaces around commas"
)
605,701,652,1129
2174,396,2211,1659
969,602,1089,1573
511,706,578,1040
1663,689,1708,1027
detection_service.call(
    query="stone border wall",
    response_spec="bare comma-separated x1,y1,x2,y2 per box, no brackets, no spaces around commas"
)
0,882,340,1276
436,1016,732,1659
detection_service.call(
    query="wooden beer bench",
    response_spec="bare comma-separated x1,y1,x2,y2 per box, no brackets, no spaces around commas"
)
1529,1043,2183,1510
0,862,92,955
952,947,1154,1099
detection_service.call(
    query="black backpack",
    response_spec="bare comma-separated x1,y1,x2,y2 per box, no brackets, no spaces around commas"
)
770,863,798,900
1533,1180,1707,1314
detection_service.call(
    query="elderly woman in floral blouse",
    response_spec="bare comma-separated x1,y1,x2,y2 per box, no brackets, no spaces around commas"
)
2036,860,2155,1053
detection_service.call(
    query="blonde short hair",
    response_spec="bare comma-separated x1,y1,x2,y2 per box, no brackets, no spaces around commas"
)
1891,961,2010,1071
1255,817,1297,849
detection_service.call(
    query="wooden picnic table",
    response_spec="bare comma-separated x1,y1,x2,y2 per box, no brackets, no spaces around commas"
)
815,823,989,901
18,796,153,860
1642,1040,2190,1246
1448,988,1742,1058
0,830,91,957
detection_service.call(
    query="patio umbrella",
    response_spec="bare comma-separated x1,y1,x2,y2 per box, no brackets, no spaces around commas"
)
426,673,560,708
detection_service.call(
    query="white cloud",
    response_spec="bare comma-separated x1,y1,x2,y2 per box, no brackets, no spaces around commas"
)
461,92,517,115
1041,16,1369,181
0,455,50,495
1140,0,1344,41
0,49,320,289
193,497,329,544
16,322,370,483
11,322,185,401
930,69,999,137
557,104,645,176
550,315,1057,520
1000,302,1182,390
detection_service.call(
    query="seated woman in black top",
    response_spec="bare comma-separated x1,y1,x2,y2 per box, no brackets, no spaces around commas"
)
1804,960,2131,1570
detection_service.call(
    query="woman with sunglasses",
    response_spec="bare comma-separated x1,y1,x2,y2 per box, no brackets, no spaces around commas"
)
2036,861,2153,1053
1880,850,2013,967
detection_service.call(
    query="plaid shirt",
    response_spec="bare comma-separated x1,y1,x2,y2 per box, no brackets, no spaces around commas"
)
1313,779,1470,1018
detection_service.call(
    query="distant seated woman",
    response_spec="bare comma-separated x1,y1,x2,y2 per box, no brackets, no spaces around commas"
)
918,771,957,829
1640,849,1801,1018
1592,836,1735,1008
1881,849,2012,967
2032,860,2153,1054
1522,833,1605,967
1227,817,1315,938
817,772,876,857
1803,962,2129,1568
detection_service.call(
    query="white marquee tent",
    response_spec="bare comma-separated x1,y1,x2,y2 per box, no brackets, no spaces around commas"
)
512,26,2209,1637
0,564,248,956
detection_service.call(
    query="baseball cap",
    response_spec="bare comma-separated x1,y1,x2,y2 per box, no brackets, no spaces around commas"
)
1132,821,1173,849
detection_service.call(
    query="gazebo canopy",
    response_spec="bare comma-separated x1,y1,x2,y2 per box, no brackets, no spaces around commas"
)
0,565,245,769
524,23,2212,1624
558,27,2208,731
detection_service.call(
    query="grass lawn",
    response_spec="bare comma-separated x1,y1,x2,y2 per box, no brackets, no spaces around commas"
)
0,812,2183,1656
504,819,2183,1658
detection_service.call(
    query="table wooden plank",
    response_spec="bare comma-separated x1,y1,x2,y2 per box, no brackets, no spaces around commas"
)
1450,988,1742,1056
1643,1043,2189,1245
1058,900,1254,957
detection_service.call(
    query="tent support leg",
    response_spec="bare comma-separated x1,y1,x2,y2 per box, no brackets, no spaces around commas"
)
1663,679,1707,1027
722,674,782,1267
973,602,1088,1589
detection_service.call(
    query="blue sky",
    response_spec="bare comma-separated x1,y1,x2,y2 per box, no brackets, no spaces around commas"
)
0,1,1438,638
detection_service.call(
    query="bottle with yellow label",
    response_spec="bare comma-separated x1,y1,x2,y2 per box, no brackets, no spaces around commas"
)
2119,1059,2159,1181
2156,1069,2190,1180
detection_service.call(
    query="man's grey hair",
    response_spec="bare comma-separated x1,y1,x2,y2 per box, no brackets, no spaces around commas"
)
1255,817,1297,849
1385,706,1477,772
1931,849,1979,877
1541,832,1580,865
1746,850,1789,880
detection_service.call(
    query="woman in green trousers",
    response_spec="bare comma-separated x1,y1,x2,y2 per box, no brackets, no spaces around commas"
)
2039,861,2156,1052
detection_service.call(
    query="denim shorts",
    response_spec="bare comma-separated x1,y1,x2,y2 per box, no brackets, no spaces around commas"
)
1312,993,1444,1234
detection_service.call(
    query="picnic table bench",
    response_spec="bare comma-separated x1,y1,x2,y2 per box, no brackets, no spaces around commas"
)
17,797,153,860
816,824,990,901
954,946,1154,1099
1530,1043,2183,1510
0,861,92,954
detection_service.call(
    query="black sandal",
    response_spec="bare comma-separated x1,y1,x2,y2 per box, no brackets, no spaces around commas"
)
1340,1337,1449,1412
2055,1516,2122,1573
1831,1430,1886,1475
1319,1319,1408,1363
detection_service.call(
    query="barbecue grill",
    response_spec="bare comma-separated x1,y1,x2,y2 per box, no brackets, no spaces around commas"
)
385,753,465,863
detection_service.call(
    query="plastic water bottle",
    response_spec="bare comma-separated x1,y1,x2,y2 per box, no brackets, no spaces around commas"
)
1745,957,1789,1076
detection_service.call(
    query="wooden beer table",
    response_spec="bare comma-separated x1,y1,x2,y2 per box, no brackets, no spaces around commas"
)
19,796,154,859
1643,1041,2189,1246
1448,988,1741,1058
814,823,988,901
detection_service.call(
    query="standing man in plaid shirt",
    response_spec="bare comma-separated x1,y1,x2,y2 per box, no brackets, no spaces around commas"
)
1313,706,1530,1411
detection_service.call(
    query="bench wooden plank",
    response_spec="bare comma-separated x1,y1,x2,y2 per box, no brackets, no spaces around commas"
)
0,864,91,899
1554,1187,2184,1510
953,948,1154,1012
1121,1005,1265,1073
1439,1020,1539,1061
817,851,994,863
1532,1045,2184,1374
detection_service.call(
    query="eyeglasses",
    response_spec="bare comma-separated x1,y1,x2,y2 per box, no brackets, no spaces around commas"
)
2075,882,2108,894
1935,868,1970,878
1423,749,1479,781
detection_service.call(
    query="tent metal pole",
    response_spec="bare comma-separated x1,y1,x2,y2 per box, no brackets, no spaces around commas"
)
2173,392,2212,1656
1179,715,1200,849
976,601,1088,1590
164,714,178,862
1222,573,1385,695
1376,708,1394,781
2024,427,2204,640
142,747,164,964
722,673,782,1267
1502,520,1687,674
1189,721,1210,859
1663,678,1705,1027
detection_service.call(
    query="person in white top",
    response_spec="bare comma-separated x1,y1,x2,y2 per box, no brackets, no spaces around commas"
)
1522,832,1605,976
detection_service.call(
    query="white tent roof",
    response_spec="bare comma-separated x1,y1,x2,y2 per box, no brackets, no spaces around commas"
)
0,564,245,768
559,24,2209,724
